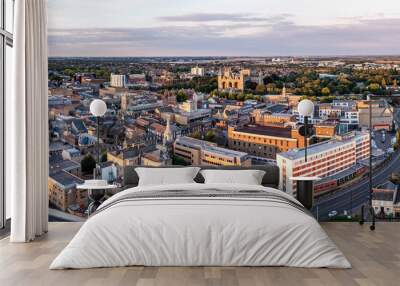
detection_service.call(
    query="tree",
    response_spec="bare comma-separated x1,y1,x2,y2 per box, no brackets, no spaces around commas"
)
172,155,188,166
237,93,246,101
100,152,107,163
381,78,387,88
245,94,254,100
321,87,330,96
63,68,76,77
81,155,96,174
368,83,380,94
191,131,201,139
255,84,266,94
176,89,188,103
228,93,237,100
396,129,400,144
205,130,216,143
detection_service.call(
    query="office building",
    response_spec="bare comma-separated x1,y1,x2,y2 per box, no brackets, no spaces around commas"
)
227,125,307,159
110,74,127,88
277,132,370,196
174,136,251,166
191,66,205,76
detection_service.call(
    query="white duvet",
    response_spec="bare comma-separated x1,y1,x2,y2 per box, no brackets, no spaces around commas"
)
50,183,351,269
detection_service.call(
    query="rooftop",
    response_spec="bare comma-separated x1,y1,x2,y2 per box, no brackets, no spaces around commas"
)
278,131,369,160
176,136,248,158
110,145,156,159
49,159,80,174
204,145,249,158
49,171,84,189
234,125,293,139
372,189,396,202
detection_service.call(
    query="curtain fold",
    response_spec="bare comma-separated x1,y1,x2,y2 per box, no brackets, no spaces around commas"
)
8,0,48,242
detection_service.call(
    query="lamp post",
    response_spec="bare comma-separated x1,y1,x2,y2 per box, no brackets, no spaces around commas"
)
90,99,107,165
290,99,317,211
360,94,376,230
298,99,315,162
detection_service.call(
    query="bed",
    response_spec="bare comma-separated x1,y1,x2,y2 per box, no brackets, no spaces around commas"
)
50,166,351,269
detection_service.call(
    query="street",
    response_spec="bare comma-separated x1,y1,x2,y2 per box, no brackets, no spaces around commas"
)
313,108,400,220
314,150,400,220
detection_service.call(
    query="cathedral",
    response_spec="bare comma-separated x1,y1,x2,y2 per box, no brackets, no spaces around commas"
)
217,67,250,91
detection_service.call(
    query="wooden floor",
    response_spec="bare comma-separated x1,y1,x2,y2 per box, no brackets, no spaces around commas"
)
0,222,399,286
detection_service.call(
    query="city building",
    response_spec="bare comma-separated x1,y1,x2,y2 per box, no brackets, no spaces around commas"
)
61,148,81,161
97,162,118,183
372,182,400,217
251,109,296,126
107,145,156,177
264,87,301,108
277,131,370,196
141,149,172,166
227,125,307,159
48,171,86,212
190,66,205,76
174,109,211,126
107,147,142,174
110,73,127,88
314,123,337,139
99,86,128,98
357,100,393,130
127,74,146,86
174,136,251,166
217,68,250,91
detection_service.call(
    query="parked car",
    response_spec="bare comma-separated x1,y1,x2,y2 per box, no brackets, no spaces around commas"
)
328,210,338,218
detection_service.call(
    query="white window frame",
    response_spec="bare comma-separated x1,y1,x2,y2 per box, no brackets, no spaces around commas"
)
1,0,14,230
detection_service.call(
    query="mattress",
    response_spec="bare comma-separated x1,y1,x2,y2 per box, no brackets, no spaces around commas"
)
50,183,351,269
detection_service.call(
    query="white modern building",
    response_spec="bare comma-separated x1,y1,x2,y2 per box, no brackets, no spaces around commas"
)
110,74,127,88
190,66,205,76
277,131,370,196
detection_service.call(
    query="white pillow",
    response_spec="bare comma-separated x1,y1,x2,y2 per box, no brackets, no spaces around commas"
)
135,167,201,186
200,169,266,185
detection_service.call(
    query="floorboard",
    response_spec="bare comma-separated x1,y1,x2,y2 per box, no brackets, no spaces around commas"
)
0,222,399,286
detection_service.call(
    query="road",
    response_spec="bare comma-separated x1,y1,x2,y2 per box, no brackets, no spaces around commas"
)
313,150,400,220
313,108,400,220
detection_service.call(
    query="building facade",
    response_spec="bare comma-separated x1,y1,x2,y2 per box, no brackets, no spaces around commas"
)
227,125,307,159
48,171,85,212
276,131,370,196
191,66,205,76
174,136,251,166
110,74,127,88
357,100,393,130
217,68,250,91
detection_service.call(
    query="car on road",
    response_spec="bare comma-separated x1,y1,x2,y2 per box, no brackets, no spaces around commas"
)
328,210,338,218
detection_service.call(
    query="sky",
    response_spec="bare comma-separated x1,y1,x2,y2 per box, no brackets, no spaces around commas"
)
48,0,400,57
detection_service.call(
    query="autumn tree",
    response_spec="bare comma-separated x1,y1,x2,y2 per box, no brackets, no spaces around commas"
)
321,87,330,96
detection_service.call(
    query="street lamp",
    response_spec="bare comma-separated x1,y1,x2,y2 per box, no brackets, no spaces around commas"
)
90,99,107,164
360,94,376,230
298,99,315,162
290,99,317,211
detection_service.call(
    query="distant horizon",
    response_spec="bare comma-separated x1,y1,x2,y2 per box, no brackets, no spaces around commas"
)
48,54,400,59
48,0,400,57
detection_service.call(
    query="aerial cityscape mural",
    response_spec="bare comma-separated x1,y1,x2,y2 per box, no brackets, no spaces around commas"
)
47,0,400,221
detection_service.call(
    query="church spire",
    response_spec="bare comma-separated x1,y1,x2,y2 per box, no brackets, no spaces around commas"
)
163,118,173,145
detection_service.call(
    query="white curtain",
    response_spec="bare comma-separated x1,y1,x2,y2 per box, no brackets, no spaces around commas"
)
8,0,48,242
